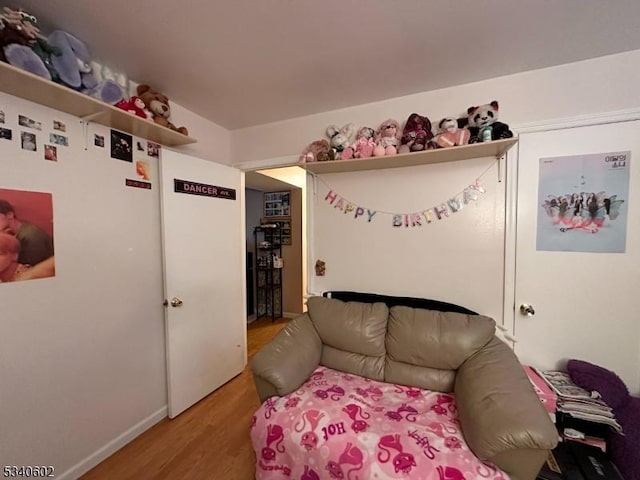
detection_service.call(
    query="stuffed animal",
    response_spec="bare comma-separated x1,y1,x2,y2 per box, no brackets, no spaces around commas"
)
341,126,376,159
46,30,124,104
115,96,152,119
326,124,355,158
0,9,32,63
0,9,123,104
433,117,470,148
137,84,189,135
1,7,60,80
466,101,513,143
373,119,402,156
398,113,434,153
299,139,332,163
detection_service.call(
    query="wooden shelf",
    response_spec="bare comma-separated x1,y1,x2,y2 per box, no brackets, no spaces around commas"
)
301,137,518,174
0,62,197,147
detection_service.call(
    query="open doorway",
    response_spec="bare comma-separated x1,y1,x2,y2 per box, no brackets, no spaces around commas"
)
245,167,307,323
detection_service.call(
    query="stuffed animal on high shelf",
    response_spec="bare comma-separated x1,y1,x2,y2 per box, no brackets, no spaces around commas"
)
398,113,434,153
1,7,60,80
341,126,376,159
433,117,470,148
48,31,124,104
466,101,513,143
326,123,355,159
373,119,402,156
137,84,189,135
115,96,153,120
299,139,332,162
0,9,125,105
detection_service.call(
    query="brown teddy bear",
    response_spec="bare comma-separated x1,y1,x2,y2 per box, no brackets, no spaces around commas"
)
136,84,188,135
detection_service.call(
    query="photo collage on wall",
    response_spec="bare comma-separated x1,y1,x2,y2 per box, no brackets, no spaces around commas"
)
0,188,55,284
262,191,292,245
0,109,68,162
109,129,160,190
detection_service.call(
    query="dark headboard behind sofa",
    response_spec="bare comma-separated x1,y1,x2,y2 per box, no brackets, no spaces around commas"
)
322,291,478,315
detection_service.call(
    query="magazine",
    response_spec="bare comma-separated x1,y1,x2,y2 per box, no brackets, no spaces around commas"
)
534,367,623,434
533,369,593,400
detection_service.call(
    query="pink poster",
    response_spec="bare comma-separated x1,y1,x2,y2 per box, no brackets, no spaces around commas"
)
0,188,55,283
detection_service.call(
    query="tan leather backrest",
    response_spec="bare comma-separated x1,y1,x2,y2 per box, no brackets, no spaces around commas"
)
306,297,496,390
306,296,388,380
385,305,496,392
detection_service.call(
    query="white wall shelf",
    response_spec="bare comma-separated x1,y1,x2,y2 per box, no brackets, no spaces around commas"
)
301,137,518,174
0,62,197,147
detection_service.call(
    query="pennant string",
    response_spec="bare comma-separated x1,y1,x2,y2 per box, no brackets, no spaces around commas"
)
315,159,498,215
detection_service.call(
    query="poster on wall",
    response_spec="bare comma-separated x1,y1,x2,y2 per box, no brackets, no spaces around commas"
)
0,188,55,283
110,130,132,162
536,151,630,253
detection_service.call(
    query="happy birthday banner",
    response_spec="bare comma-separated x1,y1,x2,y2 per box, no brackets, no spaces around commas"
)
318,163,494,228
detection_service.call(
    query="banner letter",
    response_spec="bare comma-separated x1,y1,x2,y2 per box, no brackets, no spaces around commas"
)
325,190,337,204
448,196,463,213
433,204,449,220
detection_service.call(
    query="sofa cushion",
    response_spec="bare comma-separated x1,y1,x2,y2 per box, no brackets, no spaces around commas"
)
385,306,495,392
307,297,388,380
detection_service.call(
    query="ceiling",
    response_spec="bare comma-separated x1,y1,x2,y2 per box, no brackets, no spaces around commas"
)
245,171,297,192
9,1,640,129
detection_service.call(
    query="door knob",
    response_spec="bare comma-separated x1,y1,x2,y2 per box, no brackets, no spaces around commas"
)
170,297,184,307
519,303,535,316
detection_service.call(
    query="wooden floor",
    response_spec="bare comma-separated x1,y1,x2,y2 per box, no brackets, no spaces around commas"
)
81,317,289,480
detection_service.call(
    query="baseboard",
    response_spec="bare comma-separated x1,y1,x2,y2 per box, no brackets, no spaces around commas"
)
57,406,167,480
247,313,257,324
283,311,300,319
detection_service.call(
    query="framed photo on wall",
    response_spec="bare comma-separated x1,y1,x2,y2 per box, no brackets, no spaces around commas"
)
264,191,290,217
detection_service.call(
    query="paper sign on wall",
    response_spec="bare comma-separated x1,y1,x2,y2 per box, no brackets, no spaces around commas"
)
174,179,236,200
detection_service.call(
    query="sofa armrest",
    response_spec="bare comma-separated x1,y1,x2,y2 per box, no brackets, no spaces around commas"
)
455,337,558,480
251,313,322,403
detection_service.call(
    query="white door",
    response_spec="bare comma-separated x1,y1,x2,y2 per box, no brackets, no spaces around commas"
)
513,121,640,394
160,149,246,417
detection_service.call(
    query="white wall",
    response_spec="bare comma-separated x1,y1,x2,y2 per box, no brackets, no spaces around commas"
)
232,49,640,163
309,158,505,319
170,102,232,165
231,49,640,325
0,92,231,476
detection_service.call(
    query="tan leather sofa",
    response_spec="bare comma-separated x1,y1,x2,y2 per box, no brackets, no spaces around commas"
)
251,296,558,480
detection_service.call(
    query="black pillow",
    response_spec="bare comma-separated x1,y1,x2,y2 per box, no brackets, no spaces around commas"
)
323,291,477,315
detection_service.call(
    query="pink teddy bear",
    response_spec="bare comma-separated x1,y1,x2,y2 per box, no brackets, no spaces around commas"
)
373,119,402,156
341,127,376,159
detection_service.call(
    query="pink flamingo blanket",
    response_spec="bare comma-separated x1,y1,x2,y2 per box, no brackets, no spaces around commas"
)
251,366,508,480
